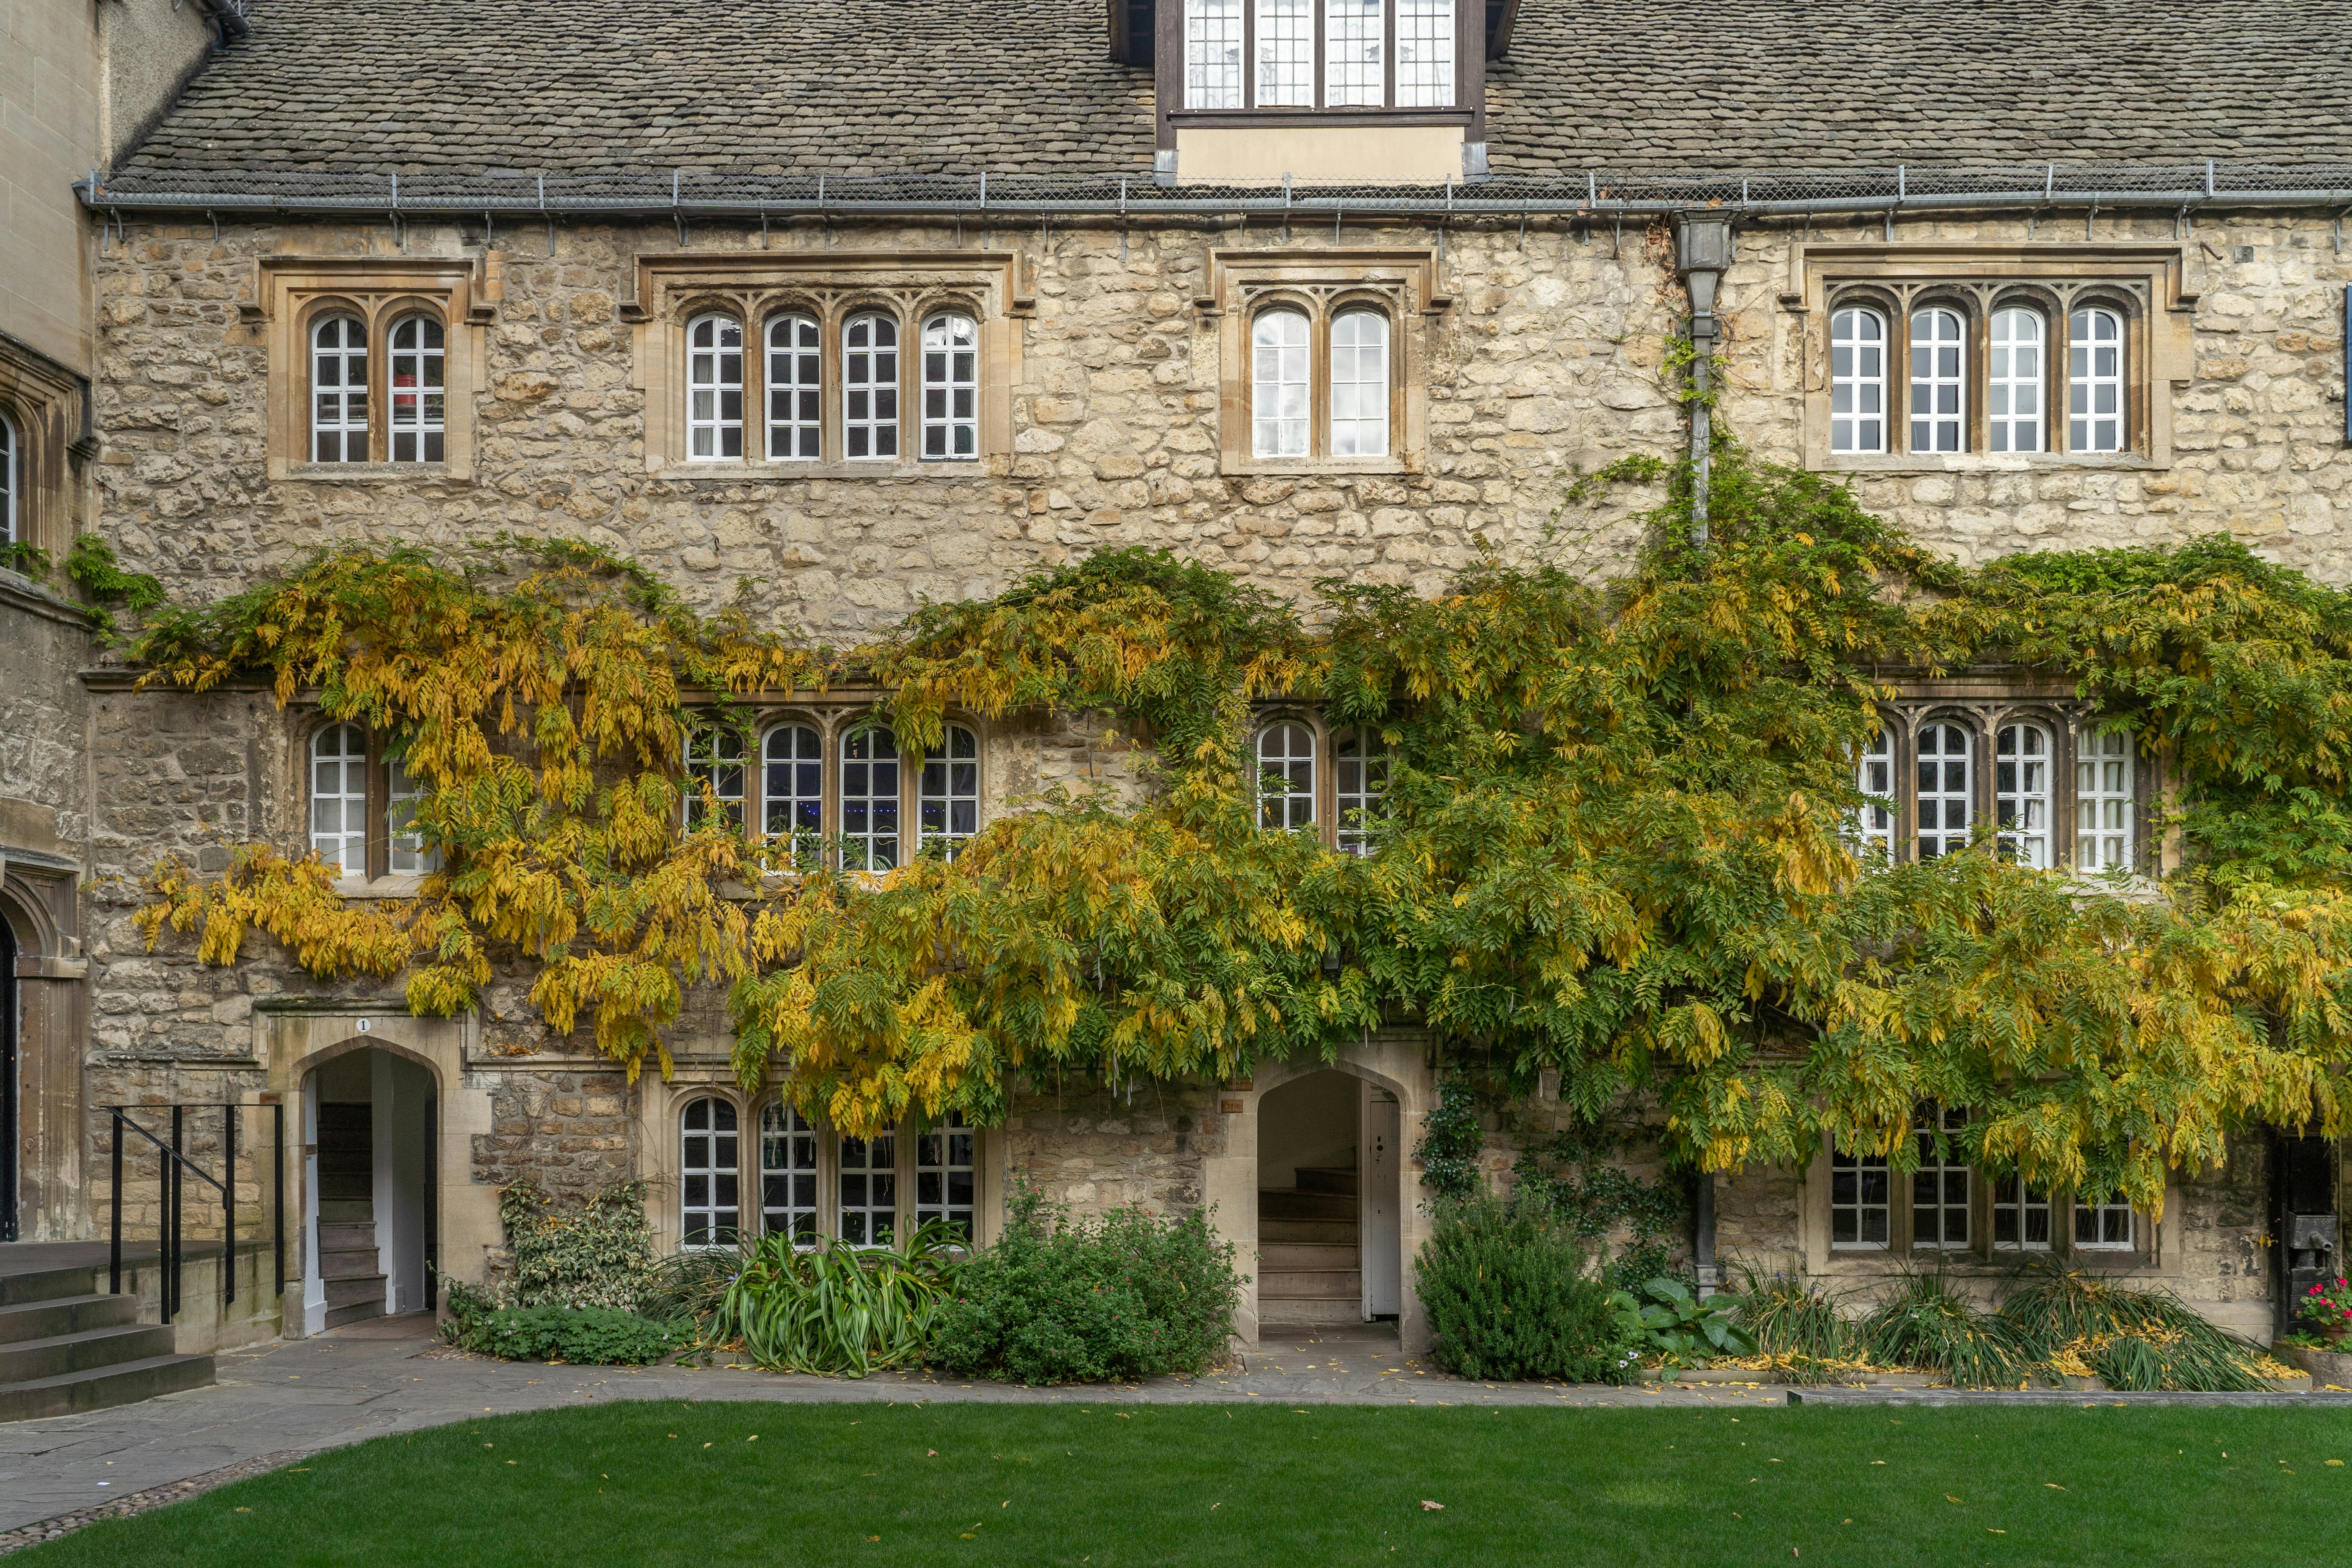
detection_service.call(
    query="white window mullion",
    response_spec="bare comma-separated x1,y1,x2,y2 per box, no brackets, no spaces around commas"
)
1915,722,1972,859
1829,308,1885,455
917,723,980,860
1907,307,1964,454
686,314,744,461
843,313,900,461
311,316,368,463
387,315,445,464
1994,722,2051,867
1853,727,1896,863
1988,308,2044,453
1251,309,1310,459
310,724,369,875
766,314,822,460
1256,721,1316,832
2069,307,2125,453
919,312,978,461
2075,727,2135,872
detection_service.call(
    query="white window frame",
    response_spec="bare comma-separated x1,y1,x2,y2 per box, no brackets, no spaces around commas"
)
843,312,900,461
2069,307,2126,454
1254,0,1314,105
1994,721,2053,868
0,410,16,546
1828,307,1886,455
387,756,440,874
1256,721,1317,832
310,723,369,875
387,313,445,465
1323,0,1383,105
1830,1146,1891,1250
917,722,980,860
915,1110,977,1243
766,314,822,461
1988,308,2045,454
1992,1174,2053,1251
761,722,825,867
840,724,902,871
683,726,747,831
1854,726,1896,863
837,1128,898,1247
686,313,744,461
1329,308,1390,458
310,314,369,463
1908,306,1965,454
1184,0,1245,109
1915,721,1973,860
1334,726,1389,856
1252,308,1311,460
1394,0,1455,107
2075,727,2135,873
2074,1194,2134,1251
759,1102,821,1247
919,312,980,462
1911,1105,1971,1250
680,1096,742,1249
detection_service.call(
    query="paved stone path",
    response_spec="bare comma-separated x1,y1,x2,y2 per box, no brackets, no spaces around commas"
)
0,1318,1783,1536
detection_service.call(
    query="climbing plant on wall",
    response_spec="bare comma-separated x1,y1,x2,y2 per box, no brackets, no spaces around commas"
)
125,451,2352,1209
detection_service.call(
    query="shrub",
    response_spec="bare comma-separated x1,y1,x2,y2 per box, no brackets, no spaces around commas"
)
716,1227,964,1378
446,1302,688,1366
1607,1276,1757,1367
1998,1268,2268,1392
1414,1192,1630,1383
931,1184,1243,1385
1860,1273,2029,1387
499,1181,657,1311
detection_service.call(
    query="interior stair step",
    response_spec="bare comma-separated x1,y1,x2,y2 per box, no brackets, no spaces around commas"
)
0,1323,177,1384
1258,1189,1356,1221
0,1293,139,1344
0,1352,215,1422
1258,1296,1366,1326
1294,1165,1360,1197
325,1274,387,1309
317,1198,375,1224
1261,1268,1363,1298
324,1298,386,1329
1260,1241,1360,1272
1260,1217,1359,1245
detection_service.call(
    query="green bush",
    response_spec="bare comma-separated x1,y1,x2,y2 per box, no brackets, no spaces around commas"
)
1607,1276,1757,1367
931,1184,1243,1385
499,1181,657,1311
717,1227,964,1378
445,1301,687,1366
1414,1192,1632,1383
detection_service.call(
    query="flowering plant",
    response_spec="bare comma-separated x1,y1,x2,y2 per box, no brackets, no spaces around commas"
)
2295,1276,2352,1332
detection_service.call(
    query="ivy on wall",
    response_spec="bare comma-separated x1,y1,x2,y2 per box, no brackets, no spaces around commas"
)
124,450,2352,1210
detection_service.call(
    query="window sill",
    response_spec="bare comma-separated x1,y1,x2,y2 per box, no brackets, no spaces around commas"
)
336,873,433,900
286,462,461,483
653,458,997,482
1817,452,2161,475
1221,456,1411,479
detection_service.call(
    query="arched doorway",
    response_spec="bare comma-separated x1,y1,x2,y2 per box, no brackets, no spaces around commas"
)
1256,1068,1403,1332
300,1046,438,1332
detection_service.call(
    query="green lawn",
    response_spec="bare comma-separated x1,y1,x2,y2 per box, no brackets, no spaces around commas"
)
25,1399,2352,1566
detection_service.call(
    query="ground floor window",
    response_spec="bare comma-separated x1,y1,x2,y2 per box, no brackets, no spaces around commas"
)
679,1100,982,1250
680,1097,742,1247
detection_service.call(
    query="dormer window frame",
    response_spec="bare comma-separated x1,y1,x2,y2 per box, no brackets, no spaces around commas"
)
1156,0,1485,143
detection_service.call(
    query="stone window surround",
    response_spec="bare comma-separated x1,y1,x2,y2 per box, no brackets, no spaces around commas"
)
650,1079,1003,1256
682,704,990,870
245,255,490,483
1806,1137,2166,1273
1250,705,1390,854
1783,243,2195,474
1198,247,1446,477
625,250,1030,479
0,333,92,560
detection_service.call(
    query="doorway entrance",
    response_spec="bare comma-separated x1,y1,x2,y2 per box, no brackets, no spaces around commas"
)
1256,1069,1402,1329
302,1048,437,1333
1,916,15,1244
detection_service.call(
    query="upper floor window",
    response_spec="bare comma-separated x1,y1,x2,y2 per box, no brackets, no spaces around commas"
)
767,314,822,460
387,757,441,874
1334,726,1389,855
1988,307,2044,453
1994,722,2053,868
257,258,482,481
920,312,980,461
2076,729,2134,873
1908,307,1964,454
1854,728,1896,862
1854,712,2142,874
1252,308,1311,459
1329,309,1390,458
1188,0,1454,109
683,726,747,830
0,411,18,547
690,713,988,873
842,724,902,870
918,724,980,860
2069,308,2125,454
310,723,370,874
763,723,825,866
387,315,446,464
843,313,901,461
1829,307,1886,456
1249,303,1394,465
1915,722,1973,860
311,315,370,464
1257,721,1318,832
687,314,746,461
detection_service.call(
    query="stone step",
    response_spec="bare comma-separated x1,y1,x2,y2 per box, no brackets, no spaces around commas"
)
320,1246,380,1280
1258,1189,1355,1221
0,1263,101,1308
0,1323,178,1384
324,1298,385,1329
1258,1296,1365,1327
1295,1165,1359,1197
0,1352,214,1423
325,1274,386,1310
1260,1242,1359,1272
318,1198,375,1224
318,1222,377,1252
316,1172,374,1199
1261,1268,1362,1298
1259,1218,1359,1245
0,1293,139,1345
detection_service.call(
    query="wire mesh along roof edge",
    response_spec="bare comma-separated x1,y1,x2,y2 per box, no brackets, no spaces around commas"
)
84,162,2352,215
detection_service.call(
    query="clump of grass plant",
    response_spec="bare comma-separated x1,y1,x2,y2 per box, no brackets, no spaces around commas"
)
1998,1267,2269,1392
636,1245,742,1326
1861,1272,2029,1388
713,1224,964,1377
1726,1263,1862,1382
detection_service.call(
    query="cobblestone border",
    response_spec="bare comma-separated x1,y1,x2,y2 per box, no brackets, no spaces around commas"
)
0,1448,307,1555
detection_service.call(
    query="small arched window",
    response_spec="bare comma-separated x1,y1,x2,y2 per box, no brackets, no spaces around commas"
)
1334,726,1389,855
841,724,901,870
918,723,980,858
1329,309,1390,458
920,312,980,461
1988,309,2044,453
387,315,445,464
759,1103,820,1245
310,724,368,875
1994,722,2052,868
1251,308,1311,459
1908,307,1965,454
843,312,900,460
683,726,746,830
2076,728,2134,872
0,410,17,546
1853,726,1895,863
916,1110,976,1242
1256,721,1316,832
766,314,821,460
311,314,369,463
1828,307,1885,455
681,1097,740,1248
2068,307,2125,453
762,723,824,866
686,314,744,460
1915,722,1972,860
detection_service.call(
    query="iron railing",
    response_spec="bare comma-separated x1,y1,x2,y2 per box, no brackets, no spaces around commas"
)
107,1103,285,1323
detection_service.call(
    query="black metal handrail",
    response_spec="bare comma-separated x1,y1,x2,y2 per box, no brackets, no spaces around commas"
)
107,1103,285,1323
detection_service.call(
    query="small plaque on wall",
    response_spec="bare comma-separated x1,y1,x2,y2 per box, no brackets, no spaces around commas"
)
1221,1098,1245,1115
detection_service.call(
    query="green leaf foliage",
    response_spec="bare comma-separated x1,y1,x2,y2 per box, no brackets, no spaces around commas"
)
714,1225,964,1377
1414,1191,1632,1383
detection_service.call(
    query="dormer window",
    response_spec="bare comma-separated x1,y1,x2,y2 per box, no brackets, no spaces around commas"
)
1183,0,1456,111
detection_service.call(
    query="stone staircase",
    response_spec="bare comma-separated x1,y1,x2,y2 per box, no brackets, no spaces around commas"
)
0,1247,214,1421
316,1103,385,1330
1258,1165,1362,1327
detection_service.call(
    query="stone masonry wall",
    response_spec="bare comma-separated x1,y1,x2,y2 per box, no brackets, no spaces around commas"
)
1005,1076,1228,1218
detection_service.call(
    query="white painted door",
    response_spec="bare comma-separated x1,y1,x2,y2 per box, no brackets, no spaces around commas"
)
301,1073,325,1336
1361,1088,1402,1318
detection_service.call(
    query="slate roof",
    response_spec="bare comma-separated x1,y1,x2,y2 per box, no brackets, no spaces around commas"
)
110,0,2352,189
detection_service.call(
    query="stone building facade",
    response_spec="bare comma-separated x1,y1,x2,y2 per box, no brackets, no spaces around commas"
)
7,0,2351,1356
